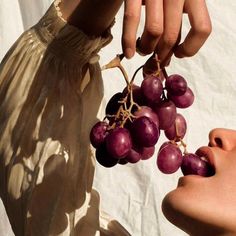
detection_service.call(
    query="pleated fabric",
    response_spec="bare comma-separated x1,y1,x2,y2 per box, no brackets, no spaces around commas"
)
0,1,131,235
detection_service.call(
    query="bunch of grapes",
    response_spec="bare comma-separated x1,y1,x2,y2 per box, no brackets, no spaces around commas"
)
90,54,214,177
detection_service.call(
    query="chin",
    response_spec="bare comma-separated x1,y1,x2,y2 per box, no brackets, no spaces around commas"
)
161,189,228,236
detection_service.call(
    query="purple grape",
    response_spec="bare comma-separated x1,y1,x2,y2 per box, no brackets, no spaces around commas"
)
105,92,124,116
141,75,163,104
165,74,187,96
90,121,109,148
159,141,172,150
139,146,155,160
119,158,129,165
106,127,132,159
125,148,142,163
123,84,145,106
168,87,194,108
153,100,177,130
181,153,214,177
164,114,187,141
131,117,160,147
134,106,159,128
157,143,183,174
96,144,119,168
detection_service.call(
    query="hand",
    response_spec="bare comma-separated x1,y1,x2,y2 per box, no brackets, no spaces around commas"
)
122,0,212,66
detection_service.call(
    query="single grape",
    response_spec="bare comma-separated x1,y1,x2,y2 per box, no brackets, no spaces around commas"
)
139,146,155,160
131,116,160,147
141,75,163,104
164,113,187,141
134,106,159,128
157,143,183,174
105,92,124,116
106,127,132,159
96,144,119,168
90,121,109,148
168,87,194,108
159,141,172,150
119,158,129,165
165,74,187,96
122,84,145,106
181,153,214,177
153,100,177,130
125,148,142,163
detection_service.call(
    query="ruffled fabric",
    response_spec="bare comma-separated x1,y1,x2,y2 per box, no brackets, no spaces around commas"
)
0,1,130,235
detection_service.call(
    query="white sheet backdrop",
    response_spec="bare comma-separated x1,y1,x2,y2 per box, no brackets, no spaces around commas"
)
0,1,235,235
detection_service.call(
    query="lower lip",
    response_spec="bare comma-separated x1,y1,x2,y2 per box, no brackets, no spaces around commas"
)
177,175,204,187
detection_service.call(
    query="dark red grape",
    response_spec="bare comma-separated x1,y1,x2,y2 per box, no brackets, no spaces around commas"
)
168,87,194,108
157,143,182,174
131,116,160,147
119,158,129,165
159,141,172,150
134,106,159,128
164,113,187,141
106,127,132,159
139,146,155,160
125,148,142,163
181,153,214,177
90,121,109,148
105,92,124,116
165,74,187,96
123,84,145,106
96,144,119,168
141,75,163,104
153,100,177,130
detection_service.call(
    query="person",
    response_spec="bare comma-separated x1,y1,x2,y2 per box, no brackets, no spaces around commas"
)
0,0,211,235
162,128,236,235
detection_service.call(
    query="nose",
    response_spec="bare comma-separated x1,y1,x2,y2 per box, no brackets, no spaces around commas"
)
209,128,236,151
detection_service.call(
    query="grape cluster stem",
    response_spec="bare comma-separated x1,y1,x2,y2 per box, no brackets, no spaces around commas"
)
102,53,188,154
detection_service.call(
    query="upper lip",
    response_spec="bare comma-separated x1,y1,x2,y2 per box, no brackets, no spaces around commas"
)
195,146,216,171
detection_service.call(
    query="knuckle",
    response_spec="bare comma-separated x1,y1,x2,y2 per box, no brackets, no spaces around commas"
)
145,23,163,38
123,11,140,22
163,32,179,47
195,22,212,37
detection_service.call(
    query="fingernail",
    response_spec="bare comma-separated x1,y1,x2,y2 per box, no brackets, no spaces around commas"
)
125,48,134,59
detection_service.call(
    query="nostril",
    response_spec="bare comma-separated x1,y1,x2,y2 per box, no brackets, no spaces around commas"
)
214,137,223,148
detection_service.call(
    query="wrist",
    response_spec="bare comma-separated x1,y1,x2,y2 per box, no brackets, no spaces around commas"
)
60,0,123,36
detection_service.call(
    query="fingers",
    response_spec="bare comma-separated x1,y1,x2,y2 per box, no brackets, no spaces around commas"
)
138,0,163,55
122,0,142,59
155,0,185,67
174,0,212,58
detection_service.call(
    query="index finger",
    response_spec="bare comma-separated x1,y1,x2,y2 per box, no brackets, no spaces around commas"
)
122,0,142,59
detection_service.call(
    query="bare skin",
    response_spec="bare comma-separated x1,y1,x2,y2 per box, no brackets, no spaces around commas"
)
60,0,212,67
60,0,123,36
122,0,212,66
162,128,236,236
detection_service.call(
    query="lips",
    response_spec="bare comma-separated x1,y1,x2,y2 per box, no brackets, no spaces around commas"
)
195,146,216,174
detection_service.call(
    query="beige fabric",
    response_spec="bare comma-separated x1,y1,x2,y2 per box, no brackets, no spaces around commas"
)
0,1,130,236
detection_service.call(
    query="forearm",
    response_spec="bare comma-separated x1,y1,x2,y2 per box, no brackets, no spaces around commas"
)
60,0,123,36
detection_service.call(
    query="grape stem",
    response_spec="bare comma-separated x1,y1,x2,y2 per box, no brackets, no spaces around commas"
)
130,65,143,84
101,54,129,86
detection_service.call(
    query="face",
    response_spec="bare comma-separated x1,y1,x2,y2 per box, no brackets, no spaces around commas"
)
162,128,236,236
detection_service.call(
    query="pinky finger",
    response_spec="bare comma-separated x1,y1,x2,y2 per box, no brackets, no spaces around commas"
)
174,0,212,58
